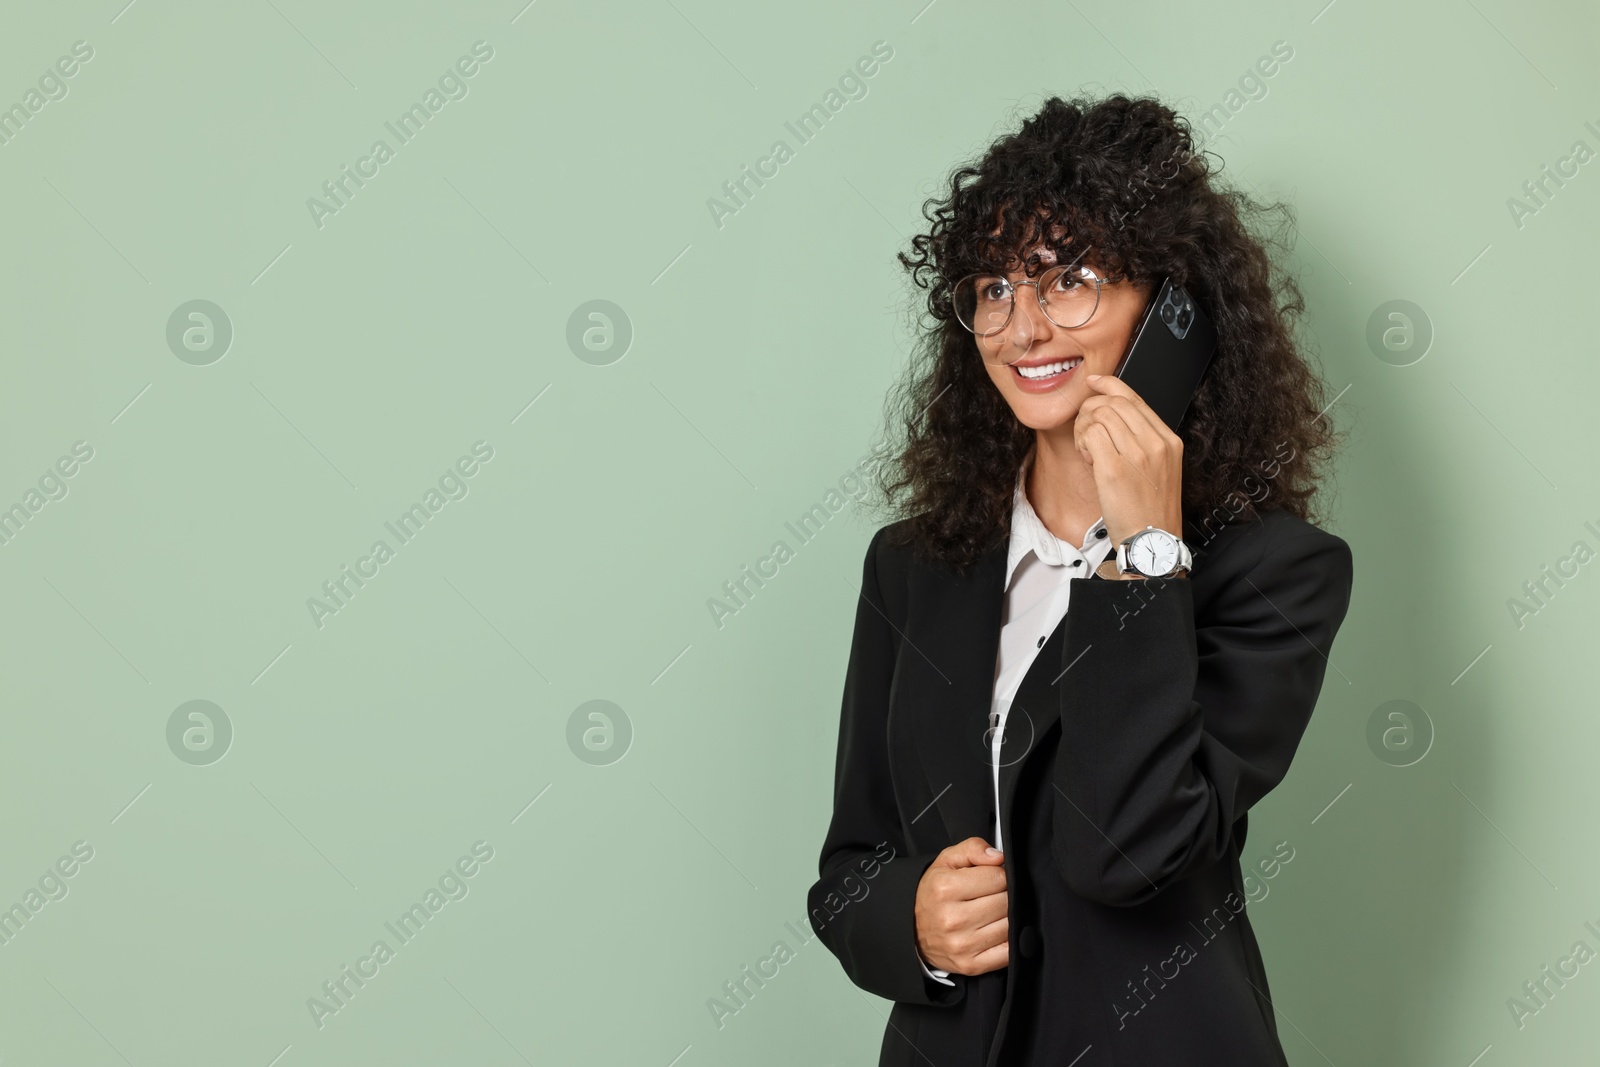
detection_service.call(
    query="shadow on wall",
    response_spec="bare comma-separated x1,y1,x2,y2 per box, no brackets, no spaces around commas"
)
1260,307,1488,1065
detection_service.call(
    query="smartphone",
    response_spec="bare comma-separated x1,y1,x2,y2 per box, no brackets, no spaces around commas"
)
1113,278,1217,431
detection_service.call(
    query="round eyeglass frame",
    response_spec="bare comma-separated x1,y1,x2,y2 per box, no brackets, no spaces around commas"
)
950,264,1105,337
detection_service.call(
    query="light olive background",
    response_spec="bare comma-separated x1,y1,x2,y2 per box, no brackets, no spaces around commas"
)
0,0,1596,1064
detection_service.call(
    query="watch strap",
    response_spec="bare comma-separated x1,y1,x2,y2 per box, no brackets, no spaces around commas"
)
1097,557,1191,580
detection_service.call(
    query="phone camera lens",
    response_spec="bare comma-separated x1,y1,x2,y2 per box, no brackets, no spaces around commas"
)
1161,302,1177,324
1176,308,1193,331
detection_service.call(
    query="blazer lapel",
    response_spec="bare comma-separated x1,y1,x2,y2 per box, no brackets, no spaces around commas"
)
994,580,1082,844
900,539,1008,843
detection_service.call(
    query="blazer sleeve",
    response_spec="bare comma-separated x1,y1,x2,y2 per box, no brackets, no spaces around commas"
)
807,527,965,1007
1050,521,1355,907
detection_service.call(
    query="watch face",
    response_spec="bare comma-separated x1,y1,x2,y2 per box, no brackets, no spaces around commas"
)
1129,529,1179,576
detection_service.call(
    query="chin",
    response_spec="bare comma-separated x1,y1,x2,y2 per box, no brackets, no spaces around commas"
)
1004,392,1081,432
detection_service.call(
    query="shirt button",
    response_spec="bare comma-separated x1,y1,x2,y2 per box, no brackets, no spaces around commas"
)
1071,559,1082,567
1095,528,1108,539
1037,635,1046,648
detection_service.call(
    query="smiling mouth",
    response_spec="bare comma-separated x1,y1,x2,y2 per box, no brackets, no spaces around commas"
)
1014,356,1083,381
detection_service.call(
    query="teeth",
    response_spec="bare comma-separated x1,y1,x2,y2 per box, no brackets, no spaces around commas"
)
1017,358,1082,380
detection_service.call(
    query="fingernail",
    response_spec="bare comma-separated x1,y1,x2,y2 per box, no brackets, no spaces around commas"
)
985,847,1002,856
1087,374,1101,380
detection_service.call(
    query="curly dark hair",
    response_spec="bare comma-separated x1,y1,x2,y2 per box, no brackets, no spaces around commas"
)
865,92,1342,573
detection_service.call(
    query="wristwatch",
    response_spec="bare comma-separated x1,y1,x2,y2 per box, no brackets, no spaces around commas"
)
1095,526,1192,580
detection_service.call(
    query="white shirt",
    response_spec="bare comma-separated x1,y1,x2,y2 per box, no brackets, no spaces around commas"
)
921,456,1115,987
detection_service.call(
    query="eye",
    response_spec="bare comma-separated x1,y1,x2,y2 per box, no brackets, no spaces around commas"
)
1048,268,1088,292
975,277,1010,303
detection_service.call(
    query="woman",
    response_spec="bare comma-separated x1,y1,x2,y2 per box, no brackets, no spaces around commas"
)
806,94,1354,1066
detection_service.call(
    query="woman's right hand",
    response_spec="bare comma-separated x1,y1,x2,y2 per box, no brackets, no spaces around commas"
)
914,836,1010,975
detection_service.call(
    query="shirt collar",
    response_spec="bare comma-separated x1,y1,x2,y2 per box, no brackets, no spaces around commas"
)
1004,451,1109,590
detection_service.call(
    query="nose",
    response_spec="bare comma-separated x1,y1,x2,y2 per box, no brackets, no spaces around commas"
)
1002,281,1053,359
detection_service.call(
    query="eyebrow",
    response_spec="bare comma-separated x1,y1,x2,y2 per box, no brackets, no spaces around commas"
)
982,245,1093,277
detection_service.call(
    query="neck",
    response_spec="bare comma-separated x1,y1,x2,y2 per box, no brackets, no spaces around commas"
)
1025,426,1103,547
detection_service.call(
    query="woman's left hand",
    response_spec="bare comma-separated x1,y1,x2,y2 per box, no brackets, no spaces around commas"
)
1074,374,1185,546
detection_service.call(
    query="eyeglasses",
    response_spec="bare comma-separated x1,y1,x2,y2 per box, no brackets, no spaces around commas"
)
950,264,1104,338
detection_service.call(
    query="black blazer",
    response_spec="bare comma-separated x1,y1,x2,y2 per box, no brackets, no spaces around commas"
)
806,507,1354,1067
